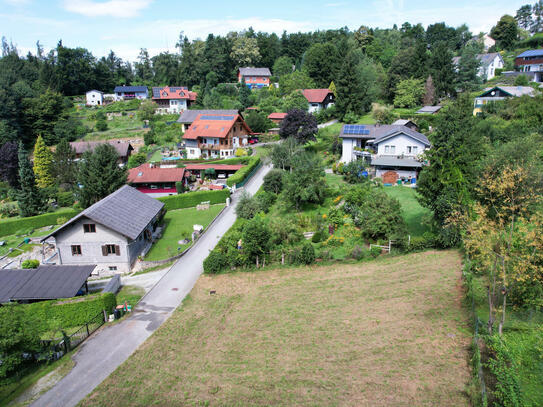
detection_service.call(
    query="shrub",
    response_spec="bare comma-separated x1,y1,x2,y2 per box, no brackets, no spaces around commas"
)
21,259,39,269
236,191,261,219
235,148,248,157
256,191,276,212
175,181,185,194
263,169,284,194
56,191,75,207
351,245,364,260
0,209,81,237
0,202,19,218
95,119,108,132
311,231,324,243
203,250,228,274
298,241,315,265
56,216,68,225
157,189,229,211
370,246,381,258
226,156,261,187
343,112,358,124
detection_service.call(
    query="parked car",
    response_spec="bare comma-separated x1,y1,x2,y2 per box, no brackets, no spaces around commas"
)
248,137,259,144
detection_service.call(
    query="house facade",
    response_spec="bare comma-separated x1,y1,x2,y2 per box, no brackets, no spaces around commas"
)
452,53,504,81
515,49,543,82
41,186,164,275
177,109,239,132
340,124,430,183
268,112,287,125
113,86,149,101
183,114,251,159
238,67,271,89
128,163,186,197
473,86,536,115
86,90,104,106
152,86,197,114
301,89,335,113
70,141,134,165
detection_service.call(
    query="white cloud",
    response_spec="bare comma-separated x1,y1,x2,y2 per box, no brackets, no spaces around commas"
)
63,0,153,18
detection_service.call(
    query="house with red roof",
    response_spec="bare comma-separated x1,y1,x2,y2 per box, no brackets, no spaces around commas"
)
267,112,287,125
301,89,335,113
182,114,252,159
152,86,197,114
184,164,244,180
127,163,186,197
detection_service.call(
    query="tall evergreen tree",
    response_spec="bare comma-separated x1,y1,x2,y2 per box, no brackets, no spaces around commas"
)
457,43,482,91
516,4,533,30
52,138,76,188
16,142,46,217
33,135,54,188
429,42,457,99
335,50,365,118
238,78,251,109
0,141,19,188
77,144,127,208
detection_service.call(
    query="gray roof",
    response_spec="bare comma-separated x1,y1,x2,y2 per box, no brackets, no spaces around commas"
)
177,109,239,124
340,124,430,147
70,141,134,158
391,119,417,127
452,53,502,68
43,186,164,241
416,105,442,114
479,86,536,97
239,67,271,77
371,156,423,168
517,49,543,58
0,265,95,302
113,86,148,93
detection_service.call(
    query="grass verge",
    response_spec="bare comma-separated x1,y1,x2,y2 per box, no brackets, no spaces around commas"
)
383,186,432,237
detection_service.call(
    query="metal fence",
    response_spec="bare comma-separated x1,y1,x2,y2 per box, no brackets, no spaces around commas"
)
235,162,262,188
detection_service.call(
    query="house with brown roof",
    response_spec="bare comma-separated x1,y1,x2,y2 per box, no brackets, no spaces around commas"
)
70,141,134,165
152,86,197,114
301,89,335,113
128,163,186,197
267,112,287,125
182,114,252,159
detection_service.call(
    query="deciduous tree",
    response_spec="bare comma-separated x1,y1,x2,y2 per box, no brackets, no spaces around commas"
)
279,109,317,144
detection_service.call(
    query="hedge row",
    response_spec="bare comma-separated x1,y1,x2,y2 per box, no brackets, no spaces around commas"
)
157,189,230,211
226,156,261,187
22,292,117,330
207,156,251,165
0,209,81,237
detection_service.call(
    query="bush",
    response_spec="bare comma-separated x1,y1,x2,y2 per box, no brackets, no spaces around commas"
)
256,191,276,212
235,191,261,219
175,181,185,194
226,156,261,187
235,148,248,157
263,169,284,194
370,246,381,258
56,216,68,225
95,119,108,132
157,189,230,211
0,202,19,218
298,241,315,265
56,191,75,207
351,245,365,260
0,209,81,237
343,112,358,124
21,259,39,269
311,231,324,243
203,250,228,274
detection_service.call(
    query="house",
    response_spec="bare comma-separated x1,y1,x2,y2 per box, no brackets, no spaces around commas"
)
301,89,335,113
151,86,197,114
41,186,164,275
113,86,148,101
473,86,536,115
514,49,543,82
452,53,504,81
238,67,272,89
182,113,252,159
267,112,287,125
177,109,239,132
416,105,442,114
70,141,134,165
391,119,418,131
184,164,244,179
339,124,431,183
128,163,186,197
86,90,104,106
0,265,95,303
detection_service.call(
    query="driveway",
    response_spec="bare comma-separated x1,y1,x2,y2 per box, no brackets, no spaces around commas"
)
31,164,272,407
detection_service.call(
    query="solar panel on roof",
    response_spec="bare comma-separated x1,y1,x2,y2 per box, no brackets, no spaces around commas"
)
199,115,235,121
343,125,370,135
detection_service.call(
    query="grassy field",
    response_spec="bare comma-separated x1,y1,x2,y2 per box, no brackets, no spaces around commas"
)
324,172,347,187
144,204,225,261
84,250,470,406
383,186,432,237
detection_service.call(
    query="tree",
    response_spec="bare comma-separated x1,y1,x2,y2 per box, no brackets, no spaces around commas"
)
490,15,519,49
393,78,424,108
328,81,337,97
242,216,270,266
263,169,284,194
245,111,271,133
516,4,533,30
238,78,252,109
272,56,293,78
52,138,76,188
531,0,543,33
279,109,318,144
230,35,261,67
514,74,529,86
235,191,261,219
77,144,127,208
303,42,340,87
270,137,302,171
278,70,315,96
456,43,482,91
33,135,54,188
16,142,46,217
22,89,65,146
354,25,374,51
342,159,368,183
127,152,147,169
422,75,436,106
0,141,19,187
429,42,456,98
138,99,156,122
281,90,309,112
282,152,326,210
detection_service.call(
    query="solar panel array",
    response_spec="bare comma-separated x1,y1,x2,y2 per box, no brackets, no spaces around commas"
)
343,125,370,135
199,115,235,121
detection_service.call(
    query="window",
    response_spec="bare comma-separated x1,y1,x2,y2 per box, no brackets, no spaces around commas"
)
189,149,195,154
109,266,117,271
412,146,418,154
102,244,120,256
407,146,412,154
71,245,82,256
390,146,396,154
83,224,96,233
150,185,158,189
385,146,389,153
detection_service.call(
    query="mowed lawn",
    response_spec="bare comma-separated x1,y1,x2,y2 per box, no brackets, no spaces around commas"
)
144,204,225,261
84,250,470,407
384,186,432,237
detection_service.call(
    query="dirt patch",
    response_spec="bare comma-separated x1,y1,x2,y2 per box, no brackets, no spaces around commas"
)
84,250,471,407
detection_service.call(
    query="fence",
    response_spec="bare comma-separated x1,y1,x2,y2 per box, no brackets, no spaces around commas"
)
102,274,121,294
235,162,262,188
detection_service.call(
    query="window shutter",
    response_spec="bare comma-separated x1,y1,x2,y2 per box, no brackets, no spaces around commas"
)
115,245,121,256
102,245,107,256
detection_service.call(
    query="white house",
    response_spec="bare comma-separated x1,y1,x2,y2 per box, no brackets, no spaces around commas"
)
452,53,504,81
339,124,431,183
151,86,197,114
301,89,335,113
113,86,148,101
86,90,104,106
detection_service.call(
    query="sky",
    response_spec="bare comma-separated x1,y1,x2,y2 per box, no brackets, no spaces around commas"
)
1,0,529,61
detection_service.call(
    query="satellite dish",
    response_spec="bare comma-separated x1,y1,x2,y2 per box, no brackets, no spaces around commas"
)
491,91,496,96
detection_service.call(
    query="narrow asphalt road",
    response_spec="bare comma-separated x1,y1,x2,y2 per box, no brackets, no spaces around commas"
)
31,163,272,407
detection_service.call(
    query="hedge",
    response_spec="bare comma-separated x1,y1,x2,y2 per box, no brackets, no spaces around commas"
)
226,156,261,187
157,189,230,211
0,208,81,237
21,293,116,331
207,156,251,165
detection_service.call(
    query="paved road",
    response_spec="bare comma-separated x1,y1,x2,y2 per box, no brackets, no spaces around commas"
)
32,164,272,407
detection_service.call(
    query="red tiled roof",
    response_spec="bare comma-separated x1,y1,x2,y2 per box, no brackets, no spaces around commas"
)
182,114,252,140
302,89,332,103
185,164,244,171
268,112,287,120
128,163,185,184
152,86,198,101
